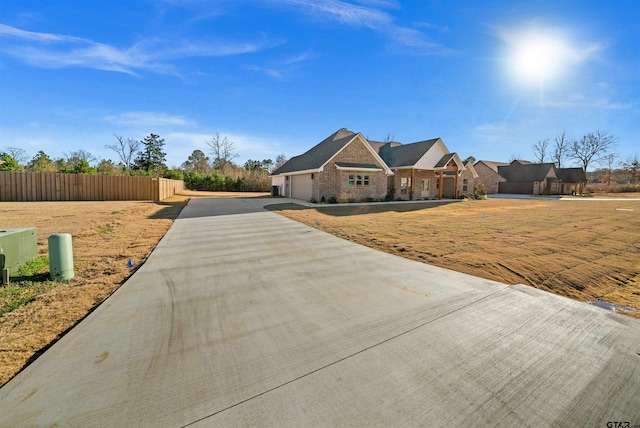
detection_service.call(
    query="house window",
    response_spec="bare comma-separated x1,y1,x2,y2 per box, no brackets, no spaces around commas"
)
348,175,355,186
436,179,439,189
422,179,430,191
463,178,468,191
363,175,370,186
356,175,362,185
311,173,314,180
400,177,411,194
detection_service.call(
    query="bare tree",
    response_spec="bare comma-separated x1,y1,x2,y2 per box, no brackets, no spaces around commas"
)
568,130,617,172
3,146,28,165
600,153,618,185
106,135,141,170
272,153,288,172
384,133,395,143
207,133,238,172
532,139,549,163
552,131,568,168
65,149,97,164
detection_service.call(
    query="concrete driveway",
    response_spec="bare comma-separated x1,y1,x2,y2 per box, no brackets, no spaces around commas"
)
1,198,639,427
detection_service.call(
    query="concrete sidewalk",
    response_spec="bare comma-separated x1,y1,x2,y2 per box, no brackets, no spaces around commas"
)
1,198,639,427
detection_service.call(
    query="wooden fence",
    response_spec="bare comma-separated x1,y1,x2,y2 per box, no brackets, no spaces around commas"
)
0,172,185,202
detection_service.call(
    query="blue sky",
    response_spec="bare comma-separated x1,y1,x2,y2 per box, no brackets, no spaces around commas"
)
0,0,638,170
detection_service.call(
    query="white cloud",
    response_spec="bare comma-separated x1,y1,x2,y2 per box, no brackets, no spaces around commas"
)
104,111,196,127
0,24,279,75
474,122,512,144
269,0,454,55
543,96,635,110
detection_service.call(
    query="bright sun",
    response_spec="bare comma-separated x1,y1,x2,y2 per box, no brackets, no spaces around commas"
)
509,31,569,84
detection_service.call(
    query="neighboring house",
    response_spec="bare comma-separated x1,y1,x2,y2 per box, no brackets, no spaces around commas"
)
556,168,587,195
474,159,587,195
473,160,508,194
498,162,560,194
270,128,393,202
271,128,469,202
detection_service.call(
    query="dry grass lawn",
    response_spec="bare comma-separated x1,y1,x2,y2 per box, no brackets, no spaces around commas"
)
268,197,640,317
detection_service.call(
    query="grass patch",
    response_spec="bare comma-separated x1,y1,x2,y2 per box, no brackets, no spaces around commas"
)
0,257,56,317
98,224,113,234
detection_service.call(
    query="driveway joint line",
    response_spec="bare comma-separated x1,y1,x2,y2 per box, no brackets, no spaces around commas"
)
180,284,510,427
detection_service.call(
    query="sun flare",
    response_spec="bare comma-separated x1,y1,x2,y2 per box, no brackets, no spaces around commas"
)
508,30,570,84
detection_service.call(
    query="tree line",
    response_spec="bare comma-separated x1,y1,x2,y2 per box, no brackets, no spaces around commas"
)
0,133,288,192
529,129,638,185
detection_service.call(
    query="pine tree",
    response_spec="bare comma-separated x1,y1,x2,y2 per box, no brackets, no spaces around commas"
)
134,133,167,174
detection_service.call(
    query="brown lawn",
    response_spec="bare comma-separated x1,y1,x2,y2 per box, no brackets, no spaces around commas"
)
268,197,640,318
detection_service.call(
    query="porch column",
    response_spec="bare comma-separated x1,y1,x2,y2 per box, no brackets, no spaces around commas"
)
438,170,443,200
454,165,459,199
410,169,415,200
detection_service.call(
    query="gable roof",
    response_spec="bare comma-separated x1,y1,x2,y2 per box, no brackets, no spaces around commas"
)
271,128,393,176
271,128,357,175
378,139,439,168
463,160,480,178
498,163,557,181
557,167,587,183
475,160,508,173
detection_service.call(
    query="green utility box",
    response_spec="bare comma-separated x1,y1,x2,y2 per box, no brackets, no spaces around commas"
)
49,233,74,281
0,228,37,275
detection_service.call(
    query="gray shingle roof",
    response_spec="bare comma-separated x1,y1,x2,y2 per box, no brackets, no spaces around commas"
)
271,128,357,175
498,163,556,181
557,167,587,183
435,153,455,168
475,160,508,172
378,139,439,168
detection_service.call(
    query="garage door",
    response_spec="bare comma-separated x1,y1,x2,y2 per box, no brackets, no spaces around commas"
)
291,174,313,200
499,182,533,194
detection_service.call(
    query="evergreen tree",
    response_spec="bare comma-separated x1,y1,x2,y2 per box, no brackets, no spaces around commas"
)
134,133,167,174
28,150,56,172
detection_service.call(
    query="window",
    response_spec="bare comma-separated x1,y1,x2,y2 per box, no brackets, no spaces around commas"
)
463,178,468,191
348,173,370,186
422,179,430,191
356,175,362,185
436,179,439,189
363,175,370,186
311,173,314,180
400,177,411,193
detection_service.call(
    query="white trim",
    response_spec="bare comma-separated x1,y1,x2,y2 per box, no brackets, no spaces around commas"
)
335,165,383,172
319,133,394,176
271,168,321,177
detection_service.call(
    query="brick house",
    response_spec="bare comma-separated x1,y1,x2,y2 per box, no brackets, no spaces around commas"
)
271,128,392,202
474,159,587,195
271,128,470,202
473,160,508,194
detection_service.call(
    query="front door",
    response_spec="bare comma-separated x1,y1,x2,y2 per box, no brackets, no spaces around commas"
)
420,179,431,198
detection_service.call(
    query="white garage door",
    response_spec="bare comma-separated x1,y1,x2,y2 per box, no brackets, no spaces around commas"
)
291,174,313,200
